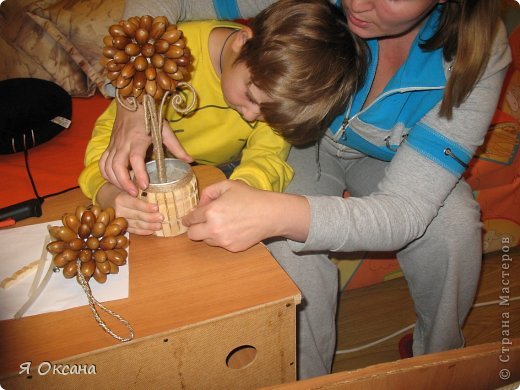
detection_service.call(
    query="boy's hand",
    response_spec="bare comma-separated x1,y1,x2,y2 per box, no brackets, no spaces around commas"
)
96,182,164,235
99,100,194,197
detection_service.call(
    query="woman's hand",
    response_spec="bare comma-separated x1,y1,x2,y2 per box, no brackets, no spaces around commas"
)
182,180,311,252
99,99,193,197
96,182,164,235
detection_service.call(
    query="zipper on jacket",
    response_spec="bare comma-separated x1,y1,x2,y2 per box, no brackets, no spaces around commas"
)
334,97,353,142
337,118,349,142
384,134,408,152
444,147,468,169
333,85,444,145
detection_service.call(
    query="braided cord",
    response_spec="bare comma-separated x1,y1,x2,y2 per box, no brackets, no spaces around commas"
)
75,260,134,342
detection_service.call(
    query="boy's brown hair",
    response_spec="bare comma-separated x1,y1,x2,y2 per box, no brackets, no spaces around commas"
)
236,0,367,145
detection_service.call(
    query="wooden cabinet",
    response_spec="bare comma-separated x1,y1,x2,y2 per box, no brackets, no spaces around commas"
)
0,166,301,389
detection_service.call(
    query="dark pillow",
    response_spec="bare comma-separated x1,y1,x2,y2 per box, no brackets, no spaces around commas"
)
0,78,72,154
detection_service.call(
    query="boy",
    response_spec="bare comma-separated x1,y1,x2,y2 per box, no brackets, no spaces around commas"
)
79,0,366,234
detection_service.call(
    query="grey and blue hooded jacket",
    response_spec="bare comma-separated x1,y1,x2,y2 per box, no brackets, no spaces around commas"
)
329,6,473,177
292,8,512,253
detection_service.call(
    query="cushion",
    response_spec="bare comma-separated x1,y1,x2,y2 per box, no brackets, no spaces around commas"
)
0,0,92,96
26,0,125,97
0,33,58,84
0,0,125,97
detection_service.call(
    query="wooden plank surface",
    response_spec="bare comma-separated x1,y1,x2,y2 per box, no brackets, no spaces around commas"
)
264,340,520,389
332,247,520,372
0,165,300,375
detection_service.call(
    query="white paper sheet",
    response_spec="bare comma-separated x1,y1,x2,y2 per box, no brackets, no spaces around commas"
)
0,221,129,320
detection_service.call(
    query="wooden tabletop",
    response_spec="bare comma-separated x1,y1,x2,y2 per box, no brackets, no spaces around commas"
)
0,165,300,375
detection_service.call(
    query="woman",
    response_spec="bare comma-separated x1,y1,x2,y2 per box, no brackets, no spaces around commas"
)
104,0,511,380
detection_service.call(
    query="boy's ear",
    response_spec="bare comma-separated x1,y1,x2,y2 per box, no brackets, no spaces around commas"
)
230,26,253,53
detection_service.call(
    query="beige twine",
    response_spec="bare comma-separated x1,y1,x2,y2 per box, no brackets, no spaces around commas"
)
73,84,198,340
75,259,134,342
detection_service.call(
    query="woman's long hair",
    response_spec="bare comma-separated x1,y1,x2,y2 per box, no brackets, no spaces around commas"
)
421,0,501,118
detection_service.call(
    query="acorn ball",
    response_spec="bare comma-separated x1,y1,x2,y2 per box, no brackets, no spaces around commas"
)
102,15,192,102
47,205,129,284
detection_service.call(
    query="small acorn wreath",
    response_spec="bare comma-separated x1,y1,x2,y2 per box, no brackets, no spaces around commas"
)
46,205,129,284
45,205,134,342
102,15,194,105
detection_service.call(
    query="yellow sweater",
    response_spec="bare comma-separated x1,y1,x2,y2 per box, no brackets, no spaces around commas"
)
79,20,293,201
